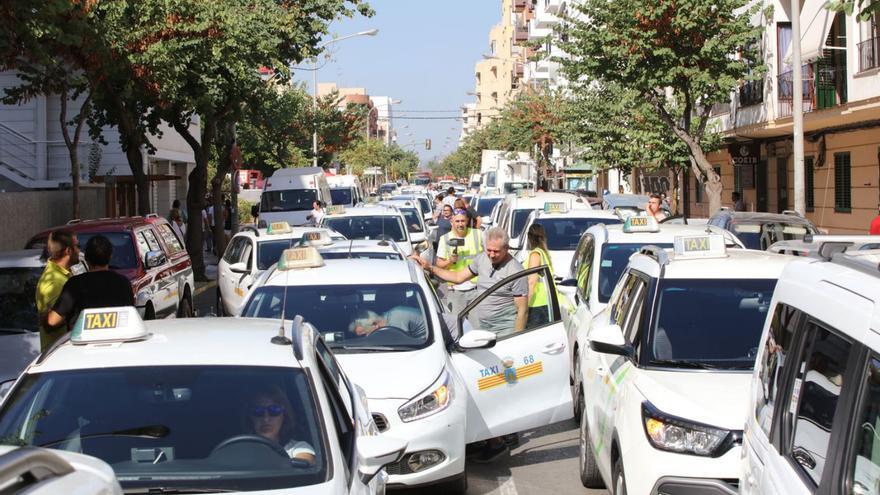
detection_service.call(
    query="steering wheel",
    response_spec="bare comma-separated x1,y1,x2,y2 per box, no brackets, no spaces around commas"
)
211,434,289,458
368,325,409,337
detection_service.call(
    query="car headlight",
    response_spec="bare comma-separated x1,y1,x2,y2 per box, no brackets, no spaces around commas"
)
641,401,738,457
398,369,453,422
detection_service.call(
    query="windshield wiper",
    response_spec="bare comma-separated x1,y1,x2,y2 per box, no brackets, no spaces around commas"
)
124,488,234,494
38,425,169,448
649,359,719,370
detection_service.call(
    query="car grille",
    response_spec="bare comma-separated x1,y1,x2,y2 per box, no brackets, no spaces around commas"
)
372,413,389,432
383,458,415,476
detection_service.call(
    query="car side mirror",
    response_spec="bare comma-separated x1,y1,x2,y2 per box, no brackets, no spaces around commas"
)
481,216,493,226
588,323,632,357
557,284,577,298
509,237,522,250
559,278,577,287
410,232,426,243
144,250,167,269
229,262,248,274
357,435,407,484
456,330,497,351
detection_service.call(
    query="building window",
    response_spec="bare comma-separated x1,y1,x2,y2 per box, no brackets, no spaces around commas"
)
858,12,879,72
805,156,814,212
834,152,851,212
734,165,742,194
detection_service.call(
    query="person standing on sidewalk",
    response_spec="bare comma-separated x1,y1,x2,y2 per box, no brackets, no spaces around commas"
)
435,208,483,316
35,230,79,351
45,235,134,336
870,205,880,234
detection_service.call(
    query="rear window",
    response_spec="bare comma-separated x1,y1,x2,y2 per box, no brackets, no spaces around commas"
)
732,222,817,250
322,216,407,243
330,188,353,206
79,232,139,270
535,217,622,250
261,190,317,212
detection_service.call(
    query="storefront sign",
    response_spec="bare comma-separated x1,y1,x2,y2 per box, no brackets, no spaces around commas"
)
729,142,760,167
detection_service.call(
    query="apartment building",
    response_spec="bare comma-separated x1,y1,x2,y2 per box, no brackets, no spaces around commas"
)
317,83,379,139
0,71,197,218
523,0,569,92
691,3,880,233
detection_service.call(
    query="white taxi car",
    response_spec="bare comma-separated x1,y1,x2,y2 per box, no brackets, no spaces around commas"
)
378,200,431,254
320,205,415,257
564,216,746,415
741,237,880,495
577,233,791,494
217,222,345,315
514,201,621,280
0,305,406,494
494,191,592,253
240,247,574,491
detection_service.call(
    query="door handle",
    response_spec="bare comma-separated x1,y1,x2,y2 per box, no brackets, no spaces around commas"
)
542,342,565,355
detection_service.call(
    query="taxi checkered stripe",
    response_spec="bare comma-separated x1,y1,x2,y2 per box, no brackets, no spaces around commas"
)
477,361,544,391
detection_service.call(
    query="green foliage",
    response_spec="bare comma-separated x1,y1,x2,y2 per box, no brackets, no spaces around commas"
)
338,140,418,179
827,0,879,20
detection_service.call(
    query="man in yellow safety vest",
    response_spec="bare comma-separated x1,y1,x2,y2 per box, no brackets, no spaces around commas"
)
435,208,483,316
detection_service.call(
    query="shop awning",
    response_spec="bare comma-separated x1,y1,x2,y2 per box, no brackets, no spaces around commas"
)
784,0,837,64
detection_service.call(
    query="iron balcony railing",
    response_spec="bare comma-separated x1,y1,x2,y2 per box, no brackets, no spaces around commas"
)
738,78,764,107
858,37,878,72
778,63,847,118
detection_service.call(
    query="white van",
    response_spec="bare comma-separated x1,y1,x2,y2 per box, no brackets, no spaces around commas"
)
259,167,332,226
327,174,363,207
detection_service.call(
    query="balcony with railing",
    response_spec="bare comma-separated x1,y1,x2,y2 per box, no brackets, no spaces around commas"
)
858,37,878,72
777,63,847,118
513,0,528,13
738,78,764,107
514,25,529,43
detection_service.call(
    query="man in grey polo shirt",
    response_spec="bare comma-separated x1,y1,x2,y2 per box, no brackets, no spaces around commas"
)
414,227,528,335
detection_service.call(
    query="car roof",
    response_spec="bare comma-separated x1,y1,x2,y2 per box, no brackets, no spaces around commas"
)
30,318,307,373
262,258,414,287
533,209,620,221
630,248,792,279
328,205,402,217
29,216,162,241
590,223,740,244
718,210,816,225
0,249,44,268
508,192,591,209
318,239,402,254
380,200,419,209
234,226,342,243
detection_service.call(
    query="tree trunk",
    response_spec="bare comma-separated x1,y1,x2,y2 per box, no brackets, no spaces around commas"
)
59,85,91,220
212,121,236,257
175,117,217,282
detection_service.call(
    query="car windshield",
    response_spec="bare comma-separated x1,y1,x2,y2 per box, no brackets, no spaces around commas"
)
78,232,139,270
399,208,424,233
257,239,304,270
261,189,317,212
320,251,402,260
322,216,407,243
647,278,777,370
476,197,502,217
511,209,534,240
503,183,531,194
732,222,815,250
536,217,622,250
598,243,673,303
392,196,430,216
0,366,328,492
241,283,431,351
414,177,430,186
378,184,396,194
0,267,42,331
330,188,353,206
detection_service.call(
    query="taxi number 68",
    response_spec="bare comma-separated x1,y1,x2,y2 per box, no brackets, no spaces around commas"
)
523,354,535,365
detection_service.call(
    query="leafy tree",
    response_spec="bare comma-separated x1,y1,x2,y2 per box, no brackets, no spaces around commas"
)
560,0,763,213
827,0,879,20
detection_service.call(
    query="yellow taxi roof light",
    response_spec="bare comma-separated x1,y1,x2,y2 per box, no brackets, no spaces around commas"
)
301,230,334,247
71,306,149,345
543,202,569,214
673,234,727,258
277,246,325,271
622,215,660,233
267,221,292,235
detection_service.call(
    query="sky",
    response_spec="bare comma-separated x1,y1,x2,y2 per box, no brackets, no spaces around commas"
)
294,0,500,167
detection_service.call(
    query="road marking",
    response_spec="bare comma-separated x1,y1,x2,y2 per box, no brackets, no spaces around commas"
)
193,281,217,297
496,475,519,495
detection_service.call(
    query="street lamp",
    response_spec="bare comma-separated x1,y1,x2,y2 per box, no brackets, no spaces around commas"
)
312,29,379,168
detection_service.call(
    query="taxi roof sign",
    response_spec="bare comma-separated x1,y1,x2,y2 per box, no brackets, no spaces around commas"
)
70,306,149,345
267,221,292,235
543,202,569,214
300,230,333,247
278,246,325,271
673,234,727,258
622,215,660,233
326,205,346,215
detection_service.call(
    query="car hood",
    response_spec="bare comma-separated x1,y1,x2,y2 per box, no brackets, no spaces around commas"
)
634,370,752,430
0,331,40,382
336,346,444,400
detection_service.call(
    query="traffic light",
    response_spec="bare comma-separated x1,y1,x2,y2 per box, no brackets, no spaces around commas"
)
425,139,431,150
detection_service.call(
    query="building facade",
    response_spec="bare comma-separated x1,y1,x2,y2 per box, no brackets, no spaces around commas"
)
689,3,880,233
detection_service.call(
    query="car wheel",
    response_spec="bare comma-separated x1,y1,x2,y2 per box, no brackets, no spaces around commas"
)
216,289,226,317
177,293,193,318
144,304,155,321
443,465,468,494
572,353,582,424
579,406,604,488
613,456,627,495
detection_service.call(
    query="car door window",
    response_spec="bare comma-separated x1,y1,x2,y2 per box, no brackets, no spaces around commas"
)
142,229,162,253
849,356,880,495
239,242,253,269
787,321,853,486
755,303,801,437
575,236,595,302
460,266,554,340
316,359,354,480
610,273,639,327
622,277,648,351
223,238,244,264
315,338,353,417
157,223,184,255
135,231,151,258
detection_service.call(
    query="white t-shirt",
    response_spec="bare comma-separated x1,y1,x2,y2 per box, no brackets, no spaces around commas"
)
443,195,457,209
285,440,316,459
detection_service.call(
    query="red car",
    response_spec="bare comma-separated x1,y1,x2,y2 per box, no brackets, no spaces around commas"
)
26,214,195,319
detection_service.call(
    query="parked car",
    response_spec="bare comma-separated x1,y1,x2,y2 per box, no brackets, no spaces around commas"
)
707,209,820,250
26,215,195,320
0,249,43,397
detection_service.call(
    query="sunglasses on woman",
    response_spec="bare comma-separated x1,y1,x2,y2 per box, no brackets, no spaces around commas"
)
251,405,284,417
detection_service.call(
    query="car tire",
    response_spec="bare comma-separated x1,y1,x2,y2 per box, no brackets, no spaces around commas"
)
612,456,627,495
572,353,582,424
579,407,604,488
444,465,468,494
216,289,226,317
144,304,155,321
177,293,193,318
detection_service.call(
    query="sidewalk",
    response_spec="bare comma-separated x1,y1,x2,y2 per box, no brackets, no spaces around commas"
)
193,252,219,299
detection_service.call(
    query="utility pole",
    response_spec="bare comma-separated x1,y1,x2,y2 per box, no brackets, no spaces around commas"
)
791,0,806,214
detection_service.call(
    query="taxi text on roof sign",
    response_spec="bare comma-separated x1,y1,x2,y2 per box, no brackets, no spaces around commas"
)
267,221,292,235
278,246,325,271
543,202,569,214
623,215,660,233
301,230,333,247
326,205,346,215
70,306,149,345
673,234,727,258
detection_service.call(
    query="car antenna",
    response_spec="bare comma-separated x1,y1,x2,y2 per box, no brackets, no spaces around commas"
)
347,239,354,259
272,251,292,346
